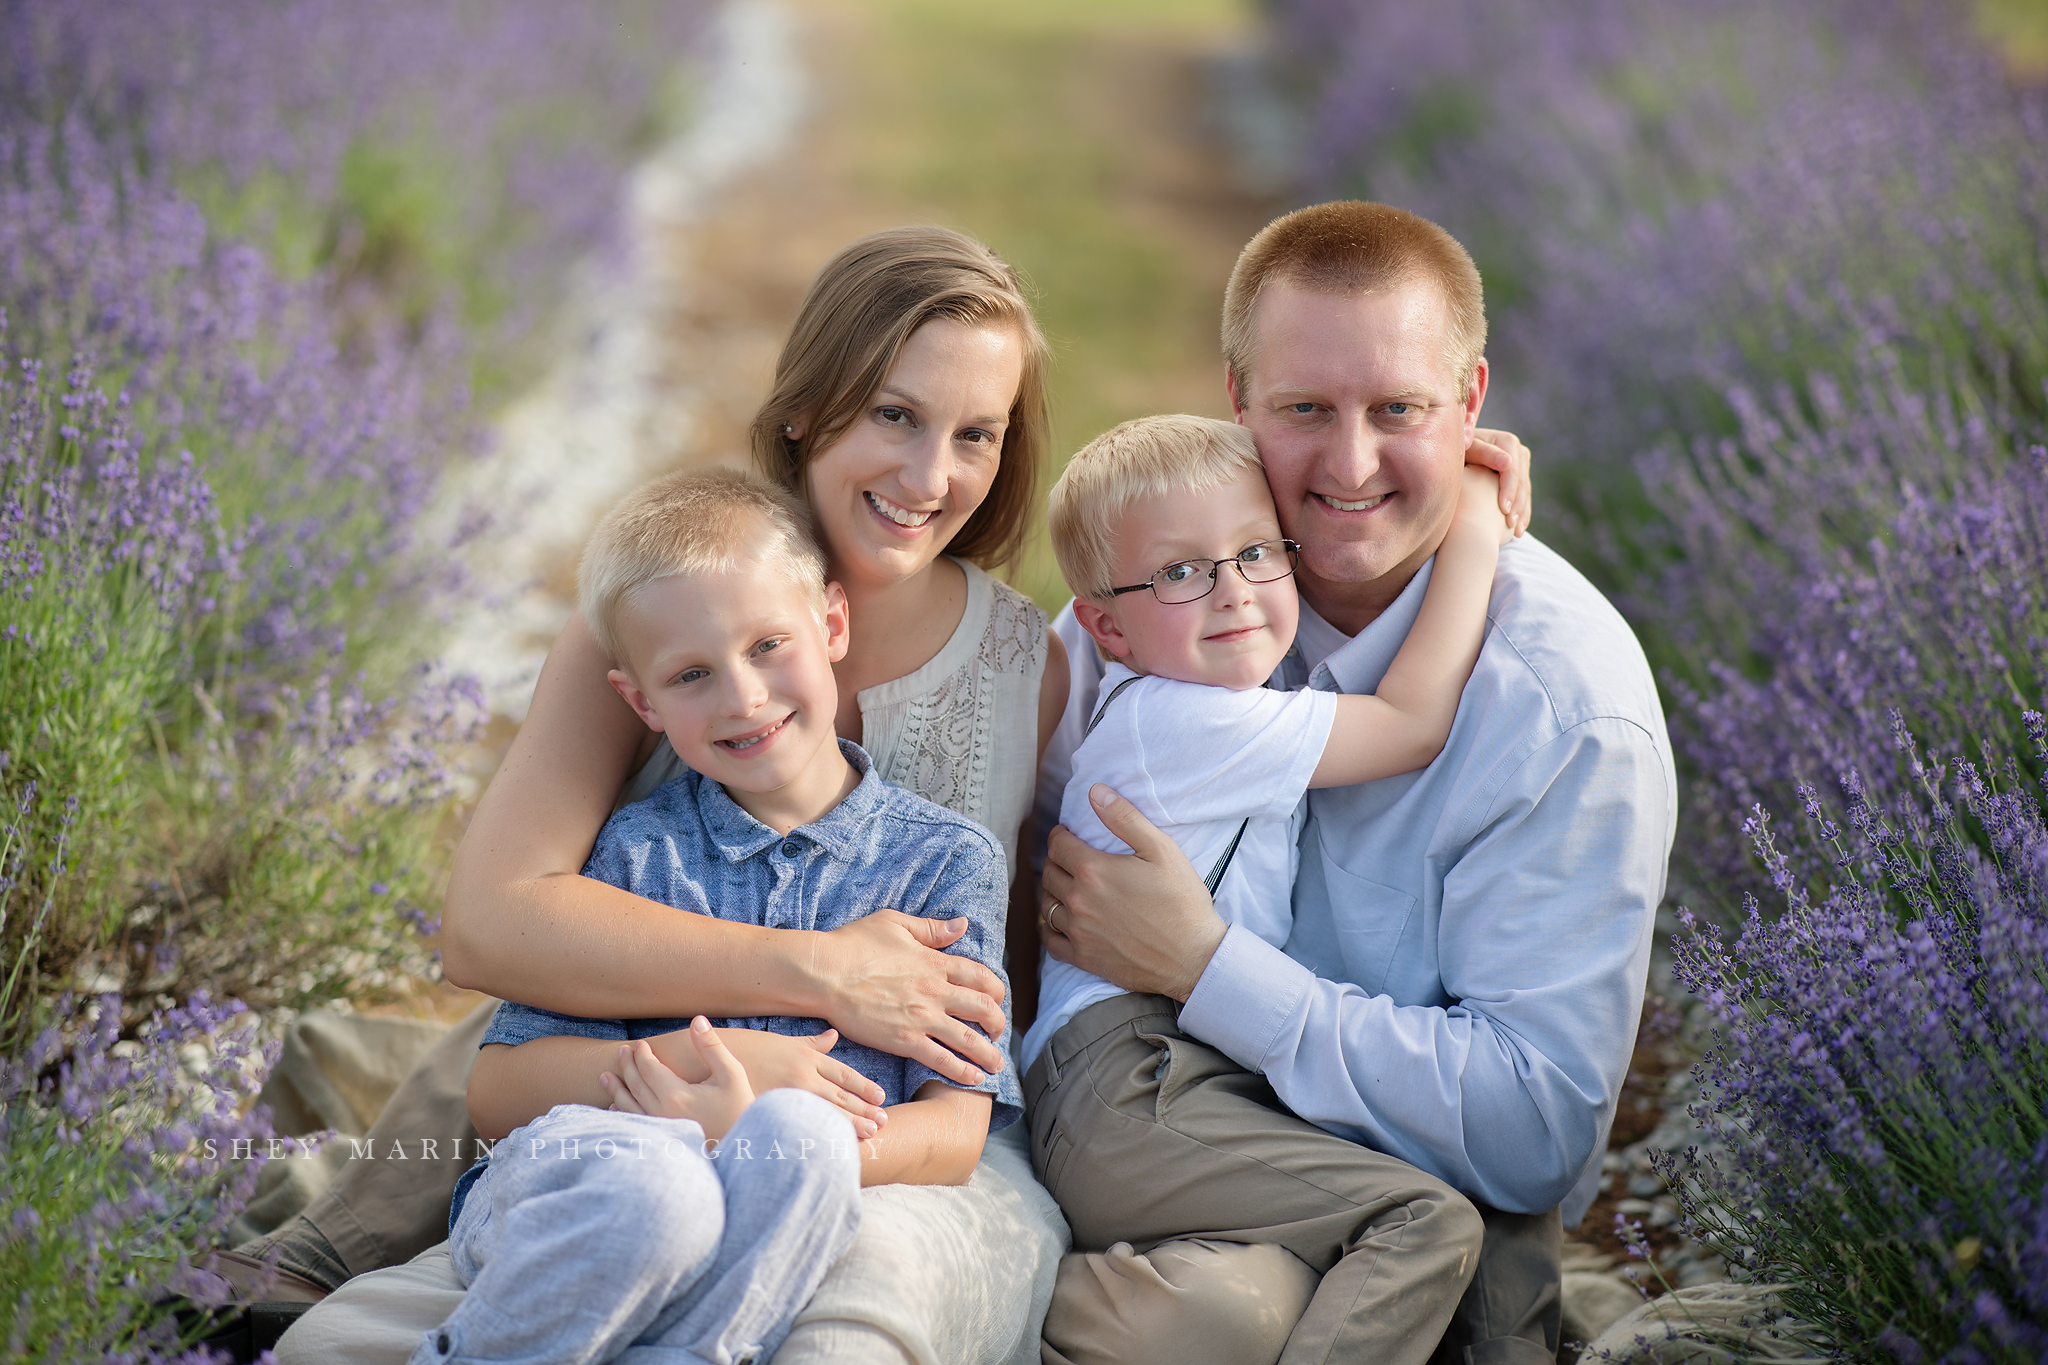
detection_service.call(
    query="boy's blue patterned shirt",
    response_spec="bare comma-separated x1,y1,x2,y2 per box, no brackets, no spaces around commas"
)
484,739,1020,1131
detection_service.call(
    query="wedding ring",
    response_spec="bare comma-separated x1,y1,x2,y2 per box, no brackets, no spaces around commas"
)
1047,900,1066,935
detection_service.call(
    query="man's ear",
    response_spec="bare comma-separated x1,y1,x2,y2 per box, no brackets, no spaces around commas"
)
608,669,664,732
821,581,851,663
1071,599,1135,663
1225,363,1246,420
1461,357,1489,440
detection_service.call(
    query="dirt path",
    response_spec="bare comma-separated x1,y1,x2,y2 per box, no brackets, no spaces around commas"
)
655,0,1283,606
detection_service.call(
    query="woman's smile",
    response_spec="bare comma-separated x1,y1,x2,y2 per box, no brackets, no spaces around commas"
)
864,490,938,531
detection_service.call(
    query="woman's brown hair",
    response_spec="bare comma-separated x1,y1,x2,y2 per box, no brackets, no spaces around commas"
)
750,226,1051,572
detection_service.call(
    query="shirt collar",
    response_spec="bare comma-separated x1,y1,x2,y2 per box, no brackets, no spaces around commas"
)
695,739,883,863
1299,556,1435,696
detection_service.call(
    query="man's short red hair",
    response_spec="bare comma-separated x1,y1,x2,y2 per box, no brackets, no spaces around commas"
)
1223,201,1487,401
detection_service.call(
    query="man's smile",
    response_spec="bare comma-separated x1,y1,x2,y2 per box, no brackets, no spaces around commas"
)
1315,492,1389,512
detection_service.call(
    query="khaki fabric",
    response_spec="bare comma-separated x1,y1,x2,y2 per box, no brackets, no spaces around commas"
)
1027,993,1485,1365
230,1006,478,1251
1040,1239,1320,1365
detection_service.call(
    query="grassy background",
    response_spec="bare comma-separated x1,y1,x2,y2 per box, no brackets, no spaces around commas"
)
672,0,1278,609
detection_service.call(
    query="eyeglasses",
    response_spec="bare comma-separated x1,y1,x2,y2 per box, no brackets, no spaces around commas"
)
1108,539,1301,605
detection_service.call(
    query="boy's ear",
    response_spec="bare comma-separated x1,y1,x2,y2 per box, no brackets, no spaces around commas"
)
608,669,664,732
1071,599,1134,663
821,581,850,664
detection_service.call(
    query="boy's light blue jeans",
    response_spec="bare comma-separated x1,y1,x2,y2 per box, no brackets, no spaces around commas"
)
408,1091,863,1365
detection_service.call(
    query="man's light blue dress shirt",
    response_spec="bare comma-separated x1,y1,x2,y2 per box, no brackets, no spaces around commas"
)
1037,536,1675,1219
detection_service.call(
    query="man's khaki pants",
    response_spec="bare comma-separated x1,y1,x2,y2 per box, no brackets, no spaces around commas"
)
1026,993,1560,1365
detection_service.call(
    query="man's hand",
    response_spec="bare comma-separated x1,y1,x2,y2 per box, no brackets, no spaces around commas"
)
602,1018,754,1141
810,910,1007,1086
1466,427,1533,537
1039,785,1226,1002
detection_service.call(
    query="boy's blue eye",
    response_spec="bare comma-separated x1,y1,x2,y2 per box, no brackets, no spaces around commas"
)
1161,562,1200,584
1239,543,1270,563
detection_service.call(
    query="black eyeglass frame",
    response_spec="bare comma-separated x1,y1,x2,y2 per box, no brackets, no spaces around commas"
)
1107,539,1302,604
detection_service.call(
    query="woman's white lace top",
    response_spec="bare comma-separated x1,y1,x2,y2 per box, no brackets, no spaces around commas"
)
620,559,1048,881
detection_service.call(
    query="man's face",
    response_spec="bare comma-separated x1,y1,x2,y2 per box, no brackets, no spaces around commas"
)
1231,279,1486,623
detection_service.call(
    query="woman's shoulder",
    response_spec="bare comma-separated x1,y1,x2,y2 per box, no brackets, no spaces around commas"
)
960,559,1048,681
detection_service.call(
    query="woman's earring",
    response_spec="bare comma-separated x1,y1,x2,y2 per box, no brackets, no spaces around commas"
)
782,423,795,437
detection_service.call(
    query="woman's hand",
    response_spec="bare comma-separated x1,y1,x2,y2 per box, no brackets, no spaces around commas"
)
1465,427,1534,537
1040,785,1225,1002
810,910,1008,1086
602,1019,754,1141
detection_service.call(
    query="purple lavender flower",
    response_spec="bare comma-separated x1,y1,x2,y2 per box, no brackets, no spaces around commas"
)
2,1,704,1024
1,992,288,1361
1660,731,2048,1358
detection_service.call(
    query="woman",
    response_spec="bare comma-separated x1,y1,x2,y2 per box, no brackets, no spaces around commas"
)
275,226,1074,1365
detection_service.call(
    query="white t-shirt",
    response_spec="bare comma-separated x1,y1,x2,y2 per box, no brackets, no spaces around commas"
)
1019,661,1337,1072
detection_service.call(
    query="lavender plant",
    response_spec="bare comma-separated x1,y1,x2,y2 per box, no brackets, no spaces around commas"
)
1660,718,2048,1360
0,991,292,1362
0,0,706,1030
1272,0,2048,910
1276,0,2048,464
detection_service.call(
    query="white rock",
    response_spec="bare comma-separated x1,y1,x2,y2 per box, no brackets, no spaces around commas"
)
1561,1272,1645,1348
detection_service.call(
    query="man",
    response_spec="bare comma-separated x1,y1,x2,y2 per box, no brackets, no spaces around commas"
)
1034,200,1675,1364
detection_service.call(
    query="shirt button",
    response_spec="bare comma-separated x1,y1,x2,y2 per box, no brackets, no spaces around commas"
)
781,841,801,857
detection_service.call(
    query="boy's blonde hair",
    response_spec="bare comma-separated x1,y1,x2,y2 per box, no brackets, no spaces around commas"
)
578,468,828,668
1048,415,1264,599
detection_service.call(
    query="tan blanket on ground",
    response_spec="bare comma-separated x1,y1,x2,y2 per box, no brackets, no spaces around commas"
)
229,1010,452,1247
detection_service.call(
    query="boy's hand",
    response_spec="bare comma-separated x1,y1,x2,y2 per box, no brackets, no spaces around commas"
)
602,1017,754,1141
718,1028,886,1139
1466,427,1532,537
1455,465,1515,546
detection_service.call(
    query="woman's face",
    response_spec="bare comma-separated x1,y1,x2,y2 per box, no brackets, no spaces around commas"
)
802,317,1024,592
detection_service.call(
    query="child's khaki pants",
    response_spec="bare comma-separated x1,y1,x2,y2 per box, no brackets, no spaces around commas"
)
1025,992,1561,1365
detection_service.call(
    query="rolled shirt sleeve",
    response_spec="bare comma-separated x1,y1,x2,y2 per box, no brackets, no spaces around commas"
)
899,833,1025,1131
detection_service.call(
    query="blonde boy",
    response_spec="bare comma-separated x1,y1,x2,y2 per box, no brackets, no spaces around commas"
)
423,469,1018,1365
1020,415,1507,1362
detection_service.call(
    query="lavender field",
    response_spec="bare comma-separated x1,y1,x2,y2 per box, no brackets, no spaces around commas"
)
0,1,708,1354
1276,0,2047,1355
2,0,2044,1358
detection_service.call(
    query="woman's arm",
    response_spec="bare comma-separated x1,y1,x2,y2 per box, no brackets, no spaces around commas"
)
857,1083,992,1187
441,612,1007,1081
1005,630,1070,1032
1310,466,1509,786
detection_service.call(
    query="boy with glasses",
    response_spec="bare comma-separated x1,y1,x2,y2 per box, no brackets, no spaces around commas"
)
1020,414,1508,1361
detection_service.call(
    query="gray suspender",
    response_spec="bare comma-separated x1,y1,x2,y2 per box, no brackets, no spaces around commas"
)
1083,677,1251,897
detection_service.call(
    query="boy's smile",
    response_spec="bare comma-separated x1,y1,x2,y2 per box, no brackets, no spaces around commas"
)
605,544,857,835
1073,467,1300,692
